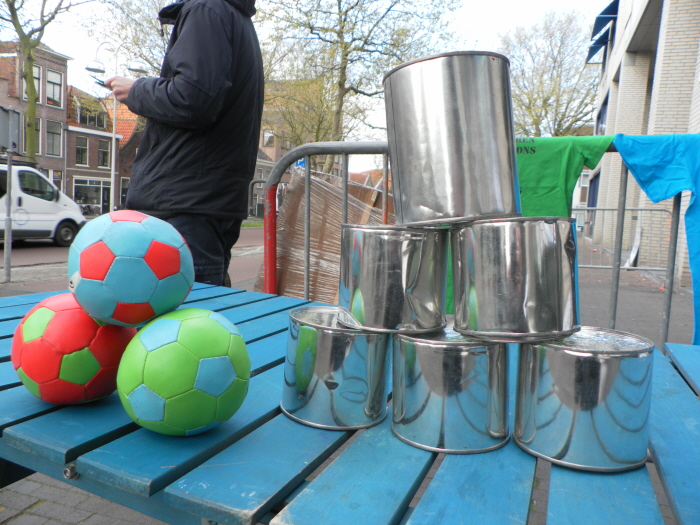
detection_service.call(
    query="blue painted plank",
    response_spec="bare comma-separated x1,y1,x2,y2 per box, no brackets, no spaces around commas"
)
2,393,137,464
182,291,272,313
0,290,63,309
649,348,700,525
271,417,434,525
183,287,244,304
217,296,309,326
0,338,10,362
0,361,20,390
406,442,535,525
164,414,350,525
0,304,39,322
248,331,288,375
665,343,700,396
75,364,285,496
0,318,20,339
548,465,663,525
234,302,329,344
0,386,59,433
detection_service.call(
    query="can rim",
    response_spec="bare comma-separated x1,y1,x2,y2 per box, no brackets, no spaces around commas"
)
289,306,370,334
536,326,655,355
464,216,576,227
382,51,510,84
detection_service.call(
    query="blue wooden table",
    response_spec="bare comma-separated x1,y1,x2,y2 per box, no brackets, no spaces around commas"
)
0,284,698,524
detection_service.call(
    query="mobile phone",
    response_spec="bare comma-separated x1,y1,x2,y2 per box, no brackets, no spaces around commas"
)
90,75,106,87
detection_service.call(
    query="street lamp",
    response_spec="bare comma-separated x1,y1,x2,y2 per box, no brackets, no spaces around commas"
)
85,43,147,213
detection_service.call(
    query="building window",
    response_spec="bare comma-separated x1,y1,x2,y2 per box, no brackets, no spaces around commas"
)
23,118,41,154
79,108,107,129
98,139,110,168
53,170,63,192
46,70,62,107
263,130,274,147
96,112,106,129
74,178,111,216
23,64,41,101
46,120,62,157
76,136,88,165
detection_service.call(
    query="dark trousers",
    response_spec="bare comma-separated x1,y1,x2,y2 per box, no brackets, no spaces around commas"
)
165,214,243,286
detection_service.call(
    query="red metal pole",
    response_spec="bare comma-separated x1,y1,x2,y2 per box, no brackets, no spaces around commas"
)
263,184,278,295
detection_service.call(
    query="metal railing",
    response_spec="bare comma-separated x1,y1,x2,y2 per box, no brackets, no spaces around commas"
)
262,142,682,345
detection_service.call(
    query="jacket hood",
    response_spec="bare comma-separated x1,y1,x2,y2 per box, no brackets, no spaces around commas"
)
158,0,255,25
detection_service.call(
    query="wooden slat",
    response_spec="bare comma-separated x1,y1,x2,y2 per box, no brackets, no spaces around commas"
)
406,442,535,524
649,348,700,524
217,296,310,326
0,303,39,322
182,287,243,304
0,361,20,391
0,318,20,339
271,417,434,525
75,364,285,496
1,393,137,464
548,464,663,524
182,291,271,312
248,331,288,375
0,338,10,362
665,343,700,396
0,290,63,309
164,414,350,525
0,386,59,433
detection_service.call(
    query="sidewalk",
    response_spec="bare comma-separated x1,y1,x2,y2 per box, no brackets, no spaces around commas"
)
0,232,694,524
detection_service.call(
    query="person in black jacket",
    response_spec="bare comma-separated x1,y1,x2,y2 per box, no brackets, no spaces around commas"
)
105,0,264,286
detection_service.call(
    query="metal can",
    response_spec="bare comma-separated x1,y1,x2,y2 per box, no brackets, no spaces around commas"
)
280,306,390,430
392,327,509,453
383,51,521,225
338,224,448,333
514,327,654,471
452,216,579,342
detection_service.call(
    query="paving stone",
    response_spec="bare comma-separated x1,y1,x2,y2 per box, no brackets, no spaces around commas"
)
23,476,83,496
27,487,88,508
4,481,42,496
0,491,39,512
0,505,22,523
75,496,167,524
4,514,49,525
27,502,91,525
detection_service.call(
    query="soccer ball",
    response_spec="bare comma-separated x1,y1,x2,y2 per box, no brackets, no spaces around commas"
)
11,293,137,404
68,210,194,327
116,308,250,436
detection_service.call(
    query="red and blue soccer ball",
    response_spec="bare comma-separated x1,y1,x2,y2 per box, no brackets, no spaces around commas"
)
68,210,194,327
11,293,136,405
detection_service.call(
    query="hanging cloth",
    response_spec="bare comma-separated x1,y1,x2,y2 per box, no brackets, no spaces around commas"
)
613,133,700,344
517,135,614,217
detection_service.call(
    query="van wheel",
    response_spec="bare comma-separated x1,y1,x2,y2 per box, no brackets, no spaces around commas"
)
54,222,77,247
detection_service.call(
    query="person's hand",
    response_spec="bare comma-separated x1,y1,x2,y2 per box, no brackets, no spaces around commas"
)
104,76,136,103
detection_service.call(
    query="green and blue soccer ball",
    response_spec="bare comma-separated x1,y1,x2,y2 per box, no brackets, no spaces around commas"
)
116,308,250,436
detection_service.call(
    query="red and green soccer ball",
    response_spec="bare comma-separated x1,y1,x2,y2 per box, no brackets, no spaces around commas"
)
68,210,194,327
11,293,136,405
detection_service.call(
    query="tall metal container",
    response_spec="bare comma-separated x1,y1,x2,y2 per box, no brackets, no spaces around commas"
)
280,306,390,430
338,224,448,333
452,217,579,342
392,327,509,453
515,327,654,471
383,51,521,225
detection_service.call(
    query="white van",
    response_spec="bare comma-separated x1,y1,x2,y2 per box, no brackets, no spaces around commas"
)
0,165,86,247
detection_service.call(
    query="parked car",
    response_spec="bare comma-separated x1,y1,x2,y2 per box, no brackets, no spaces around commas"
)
0,165,86,247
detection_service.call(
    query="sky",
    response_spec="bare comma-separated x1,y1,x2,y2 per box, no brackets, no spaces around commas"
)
34,0,611,171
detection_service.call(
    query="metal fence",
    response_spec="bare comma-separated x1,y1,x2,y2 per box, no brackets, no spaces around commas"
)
263,142,682,345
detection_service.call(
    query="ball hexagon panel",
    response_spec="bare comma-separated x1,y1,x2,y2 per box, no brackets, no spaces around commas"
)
149,274,192,317
71,279,118,320
177,317,231,360
227,335,251,381
141,216,185,248
138,319,181,352
40,379,86,405
195,356,236,397
143,342,199,399
79,241,115,281
165,389,217,431
42,309,99,354
71,214,113,252
16,368,40,397
102,221,155,258
22,307,54,343
104,258,160,304
144,241,181,279
115,338,148,395
112,303,156,327
85,368,120,400
128,384,166,422
215,377,248,421
59,348,101,384
110,209,149,223
20,339,62,384
90,325,138,368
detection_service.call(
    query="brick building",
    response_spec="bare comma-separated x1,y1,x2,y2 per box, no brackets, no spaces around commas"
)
587,0,698,287
0,41,69,187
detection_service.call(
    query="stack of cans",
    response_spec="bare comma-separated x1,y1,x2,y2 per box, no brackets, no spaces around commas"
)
279,52,654,471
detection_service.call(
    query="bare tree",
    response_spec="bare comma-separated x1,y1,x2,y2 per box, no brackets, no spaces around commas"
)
259,0,458,171
499,11,599,137
0,0,94,161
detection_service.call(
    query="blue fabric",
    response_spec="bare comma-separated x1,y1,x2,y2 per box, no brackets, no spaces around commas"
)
613,134,700,344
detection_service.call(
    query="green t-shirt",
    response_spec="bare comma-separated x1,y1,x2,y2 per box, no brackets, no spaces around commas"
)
516,135,614,217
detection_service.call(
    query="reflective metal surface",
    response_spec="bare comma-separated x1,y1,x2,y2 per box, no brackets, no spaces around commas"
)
514,327,654,471
338,224,448,333
392,327,509,453
281,306,390,430
452,217,579,342
383,51,521,225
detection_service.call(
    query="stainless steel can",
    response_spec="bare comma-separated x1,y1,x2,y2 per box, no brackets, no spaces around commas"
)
338,224,448,333
392,327,509,453
514,327,654,471
383,51,521,225
452,217,579,342
280,306,390,430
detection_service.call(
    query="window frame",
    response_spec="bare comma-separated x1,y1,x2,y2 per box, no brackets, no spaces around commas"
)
75,136,89,166
23,64,41,102
97,139,110,168
46,120,62,157
46,69,63,108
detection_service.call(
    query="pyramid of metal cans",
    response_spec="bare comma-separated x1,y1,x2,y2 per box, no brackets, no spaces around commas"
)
280,52,654,472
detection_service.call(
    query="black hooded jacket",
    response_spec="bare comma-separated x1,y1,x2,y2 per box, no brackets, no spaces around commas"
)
124,0,263,219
